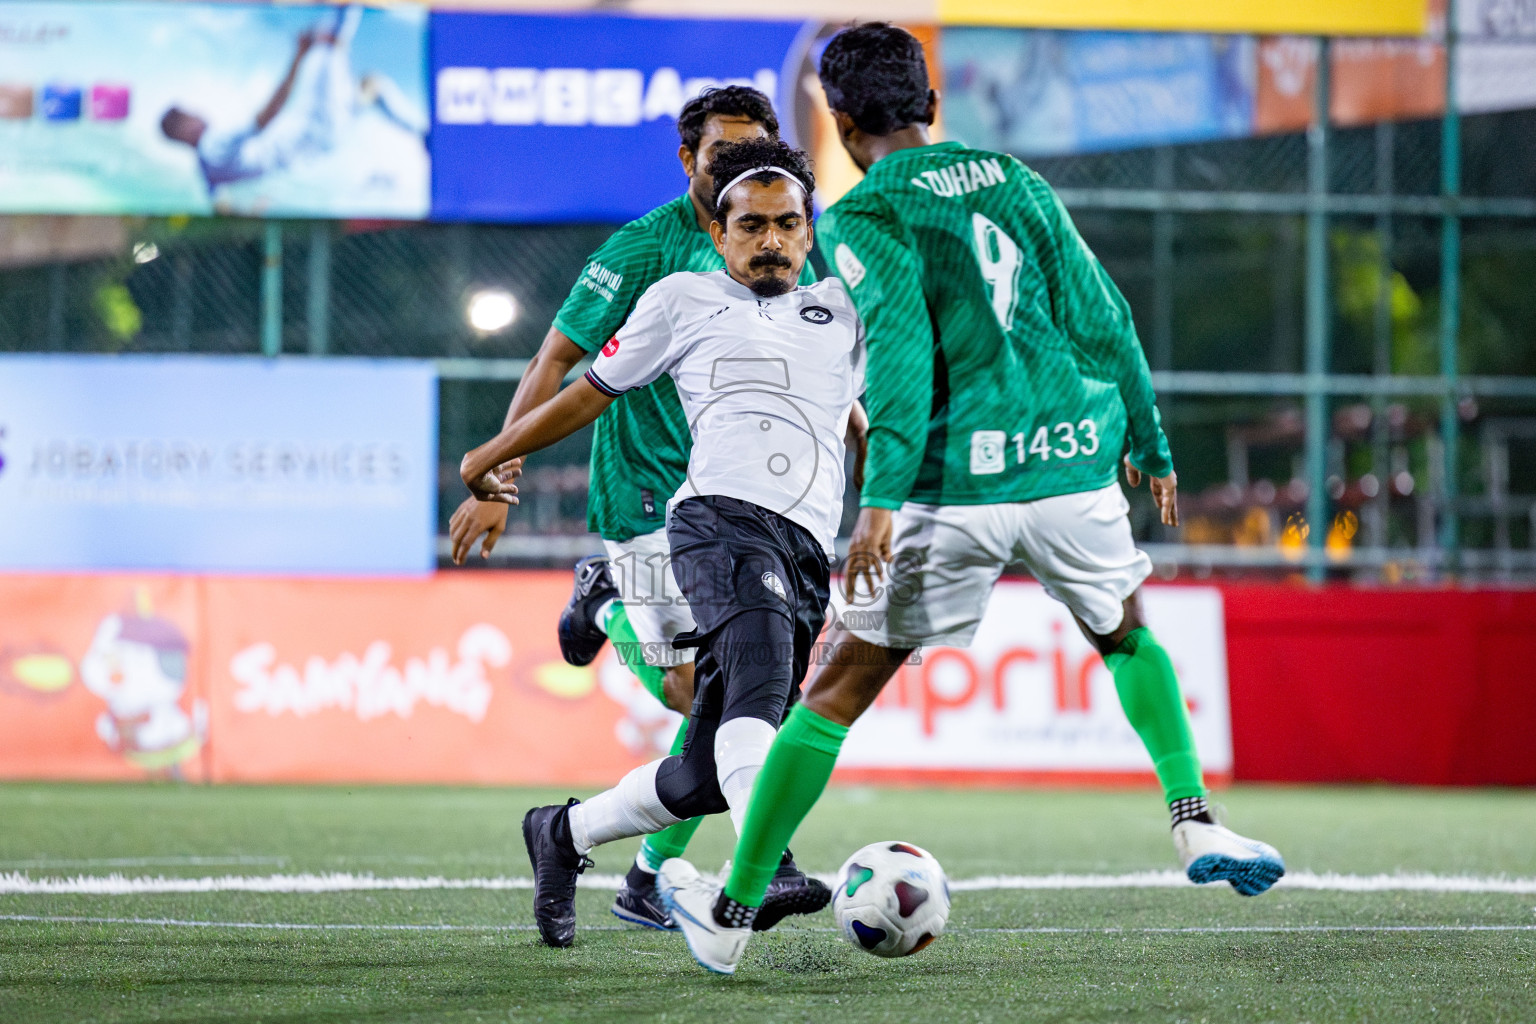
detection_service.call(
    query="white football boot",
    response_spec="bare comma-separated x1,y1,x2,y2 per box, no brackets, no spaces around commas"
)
1173,820,1286,896
657,858,751,975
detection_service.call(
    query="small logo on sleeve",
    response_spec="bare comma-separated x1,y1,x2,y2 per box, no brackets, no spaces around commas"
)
799,305,832,325
601,337,620,357
834,243,866,287
582,260,623,302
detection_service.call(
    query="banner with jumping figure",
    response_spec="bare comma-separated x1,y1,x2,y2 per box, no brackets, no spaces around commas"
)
0,571,1224,786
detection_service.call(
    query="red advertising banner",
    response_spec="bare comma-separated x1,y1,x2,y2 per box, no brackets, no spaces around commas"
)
0,572,1226,786
1223,585,1536,786
201,575,652,785
0,572,670,786
2,572,1531,787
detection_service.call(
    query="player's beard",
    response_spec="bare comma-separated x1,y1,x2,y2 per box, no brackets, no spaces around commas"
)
747,253,795,297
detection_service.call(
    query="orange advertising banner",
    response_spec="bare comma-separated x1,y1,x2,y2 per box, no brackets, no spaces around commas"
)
1254,35,1446,134
0,572,1237,789
0,574,210,781
0,572,678,786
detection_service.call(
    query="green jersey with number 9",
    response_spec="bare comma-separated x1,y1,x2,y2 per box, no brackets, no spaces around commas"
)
819,141,1173,510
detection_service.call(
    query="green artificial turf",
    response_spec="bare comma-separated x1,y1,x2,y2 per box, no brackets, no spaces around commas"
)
1,783,1534,1023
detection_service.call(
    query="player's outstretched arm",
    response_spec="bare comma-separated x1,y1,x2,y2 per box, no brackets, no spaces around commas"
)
254,30,315,131
460,378,614,504
449,328,588,563
1043,185,1174,481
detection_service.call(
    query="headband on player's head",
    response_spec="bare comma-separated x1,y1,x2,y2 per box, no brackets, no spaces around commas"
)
716,166,807,210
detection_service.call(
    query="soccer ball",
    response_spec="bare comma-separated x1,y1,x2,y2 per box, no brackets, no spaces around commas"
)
832,840,950,958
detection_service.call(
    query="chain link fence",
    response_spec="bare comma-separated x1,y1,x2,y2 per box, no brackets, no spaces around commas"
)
2,107,1534,577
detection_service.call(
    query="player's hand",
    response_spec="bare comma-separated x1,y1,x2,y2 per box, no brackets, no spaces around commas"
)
1124,456,1179,527
449,495,510,565
461,454,520,505
844,506,893,602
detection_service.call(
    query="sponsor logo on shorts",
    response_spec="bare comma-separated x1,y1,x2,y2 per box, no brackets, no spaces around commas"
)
760,571,787,601
799,305,832,325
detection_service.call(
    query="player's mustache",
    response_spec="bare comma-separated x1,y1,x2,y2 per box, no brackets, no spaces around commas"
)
749,252,794,271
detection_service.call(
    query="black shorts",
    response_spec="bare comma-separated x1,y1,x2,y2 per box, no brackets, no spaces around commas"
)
670,496,827,635
650,496,832,819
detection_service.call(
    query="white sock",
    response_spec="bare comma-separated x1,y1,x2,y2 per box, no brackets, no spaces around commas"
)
715,716,775,834
594,598,617,636
567,759,681,855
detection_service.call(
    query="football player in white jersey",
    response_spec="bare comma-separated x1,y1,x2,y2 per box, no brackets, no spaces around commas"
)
459,137,865,951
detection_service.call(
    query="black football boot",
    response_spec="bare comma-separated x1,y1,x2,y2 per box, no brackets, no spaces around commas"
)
522,799,591,947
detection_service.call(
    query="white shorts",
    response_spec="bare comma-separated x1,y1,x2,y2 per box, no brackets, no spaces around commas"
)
836,483,1152,648
603,529,696,668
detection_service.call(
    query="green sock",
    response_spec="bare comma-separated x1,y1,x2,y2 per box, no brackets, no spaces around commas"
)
637,719,703,870
600,601,668,706
723,705,848,907
1104,627,1207,802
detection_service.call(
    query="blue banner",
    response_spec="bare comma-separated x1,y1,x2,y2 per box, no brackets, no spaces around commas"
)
0,357,438,574
943,28,1254,157
429,13,812,223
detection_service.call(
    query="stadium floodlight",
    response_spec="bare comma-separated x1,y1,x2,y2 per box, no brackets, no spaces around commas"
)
132,241,159,264
466,288,517,334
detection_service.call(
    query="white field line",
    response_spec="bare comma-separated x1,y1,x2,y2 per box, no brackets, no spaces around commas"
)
4,870,1536,896
950,871,1536,894
3,914,1535,937
0,856,287,870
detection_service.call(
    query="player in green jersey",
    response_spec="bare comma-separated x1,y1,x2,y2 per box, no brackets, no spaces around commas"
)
447,86,830,945
658,24,1284,974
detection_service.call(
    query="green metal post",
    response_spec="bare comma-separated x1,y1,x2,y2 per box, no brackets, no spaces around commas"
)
307,222,331,356
261,221,283,357
1369,121,1395,550
1438,0,1462,563
1303,38,1331,581
1151,146,1175,371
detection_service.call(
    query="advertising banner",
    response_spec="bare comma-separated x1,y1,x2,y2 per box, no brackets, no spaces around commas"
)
1254,36,1446,133
0,572,679,785
0,575,210,781
429,12,812,222
1457,0,1536,116
203,574,666,785
943,29,1255,157
6,573,1525,788
0,356,438,574
937,0,1429,36
0,2,429,218
837,582,1232,783
0,572,1228,787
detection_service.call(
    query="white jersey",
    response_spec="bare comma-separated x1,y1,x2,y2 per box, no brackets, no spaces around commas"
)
586,270,865,555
